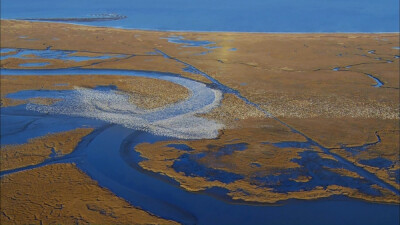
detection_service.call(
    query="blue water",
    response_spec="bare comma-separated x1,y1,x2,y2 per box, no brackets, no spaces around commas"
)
204,46,221,50
1,0,399,32
392,169,400,184
341,134,381,156
2,119,398,225
330,65,385,88
366,74,384,87
49,148,60,158
170,143,248,183
258,139,388,195
359,157,393,169
0,48,16,53
163,36,221,55
183,65,204,74
0,48,125,62
74,125,400,225
214,143,248,157
163,36,216,47
19,62,51,67
264,140,313,149
0,108,104,146
167,143,194,151
254,151,382,196
93,85,118,91
6,89,73,100
173,153,244,184
250,162,261,168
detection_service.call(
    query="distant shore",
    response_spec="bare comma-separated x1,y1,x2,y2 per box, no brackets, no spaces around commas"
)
19,13,127,22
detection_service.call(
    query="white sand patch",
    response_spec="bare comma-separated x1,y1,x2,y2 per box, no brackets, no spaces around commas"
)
27,84,224,139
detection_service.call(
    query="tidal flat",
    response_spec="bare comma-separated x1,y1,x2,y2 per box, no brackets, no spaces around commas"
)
0,20,399,224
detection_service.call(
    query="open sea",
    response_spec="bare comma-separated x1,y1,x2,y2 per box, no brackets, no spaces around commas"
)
1,0,399,32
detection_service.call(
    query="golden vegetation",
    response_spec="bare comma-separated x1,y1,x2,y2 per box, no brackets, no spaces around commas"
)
331,130,400,190
136,130,399,204
1,128,93,171
0,163,179,225
200,93,265,127
1,75,189,109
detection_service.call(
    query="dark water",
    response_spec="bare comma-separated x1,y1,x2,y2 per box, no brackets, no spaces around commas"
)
1,0,399,32
3,118,398,225
0,106,104,146
76,126,400,225
173,152,245,184
166,143,194,151
359,158,393,169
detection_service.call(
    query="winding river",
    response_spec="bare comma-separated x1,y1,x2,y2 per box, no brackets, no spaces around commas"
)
1,45,399,224
1,64,399,224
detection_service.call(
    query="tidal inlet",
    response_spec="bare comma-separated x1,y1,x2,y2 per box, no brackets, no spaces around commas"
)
0,0,399,225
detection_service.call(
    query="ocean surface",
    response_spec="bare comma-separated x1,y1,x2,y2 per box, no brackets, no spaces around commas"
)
1,0,399,32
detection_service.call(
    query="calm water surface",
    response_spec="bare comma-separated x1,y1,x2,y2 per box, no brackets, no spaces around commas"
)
1,0,399,32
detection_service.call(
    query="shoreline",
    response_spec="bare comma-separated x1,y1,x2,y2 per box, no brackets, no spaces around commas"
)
2,19,399,35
